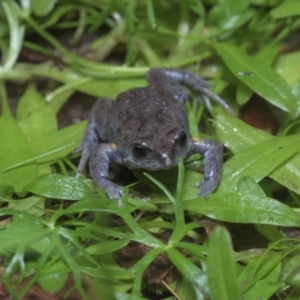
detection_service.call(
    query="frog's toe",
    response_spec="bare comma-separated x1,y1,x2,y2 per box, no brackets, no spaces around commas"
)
105,184,124,205
197,177,218,198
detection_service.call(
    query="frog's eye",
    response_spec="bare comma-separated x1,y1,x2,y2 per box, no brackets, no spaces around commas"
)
132,144,147,158
177,132,187,146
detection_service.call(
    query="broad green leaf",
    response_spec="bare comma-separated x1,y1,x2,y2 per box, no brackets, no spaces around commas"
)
237,177,286,241
208,227,240,300
286,268,300,289
9,195,44,216
236,44,280,105
241,279,283,299
270,0,300,18
275,51,300,87
27,174,91,200
0,87,37,193
214,113,272,153
237,176,265,197
215,113,300,195
214,43,298,114
0,214,49,253
38,261,69,293
17,83,57,141
33,121,87,163
184,192,300,226
281,255,300,282
218,135,300,193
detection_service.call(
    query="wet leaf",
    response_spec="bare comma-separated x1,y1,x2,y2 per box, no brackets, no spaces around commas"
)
167,247,208,300
27,174,91,200
214,43,298,114
184,192,300,226
218,135,300,193
214,113,300,195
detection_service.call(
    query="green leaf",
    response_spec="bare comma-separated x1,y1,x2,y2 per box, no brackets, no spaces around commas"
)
242,280,283,299
275,51,300,86
255,224,285,242
214,113,300,195
236,44,280,105
86,239,130,255
219,135,300,193
0,86,37,193
236,176,265,197
33,121,87,163
184,192,300,226
31,0,57,17
238,251,283,298
224,0,251,15
17,83,57,141
221,9,254,30
281,255,300,283
0,180,14,198
175,242,206,259
167,247,208,300
214,43,298,114
214,113,272,153
270,0,300,18
27,174,91,200
208,227,240,300
1,1,24,69
37,261,69,293
9,195,45,216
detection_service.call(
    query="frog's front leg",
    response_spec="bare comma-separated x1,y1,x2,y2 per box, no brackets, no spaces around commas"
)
89,144,124,203
73,115,98,177
189,139,223,197
74,98,112,177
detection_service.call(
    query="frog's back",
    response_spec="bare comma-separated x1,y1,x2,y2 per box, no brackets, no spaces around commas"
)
108,86,188,144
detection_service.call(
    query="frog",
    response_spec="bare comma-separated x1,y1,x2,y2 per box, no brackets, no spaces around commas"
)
74,68,231,203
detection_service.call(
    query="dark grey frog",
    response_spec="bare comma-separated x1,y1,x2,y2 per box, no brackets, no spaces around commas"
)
74,68,231,203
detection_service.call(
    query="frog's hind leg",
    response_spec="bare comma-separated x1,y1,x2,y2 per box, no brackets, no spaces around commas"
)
74,98,112,177
148,68,232,113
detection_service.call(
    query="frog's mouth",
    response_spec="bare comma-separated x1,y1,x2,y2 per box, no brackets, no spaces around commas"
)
123,159,177,171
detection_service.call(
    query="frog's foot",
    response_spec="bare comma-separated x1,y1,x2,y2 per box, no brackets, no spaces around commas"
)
100,180,124,206
197,177,219,198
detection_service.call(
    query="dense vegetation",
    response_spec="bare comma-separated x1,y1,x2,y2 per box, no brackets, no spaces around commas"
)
0,0,300,299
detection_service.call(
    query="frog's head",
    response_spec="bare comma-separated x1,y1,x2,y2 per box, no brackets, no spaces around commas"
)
120,129,192,170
